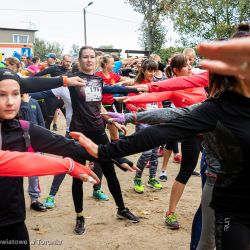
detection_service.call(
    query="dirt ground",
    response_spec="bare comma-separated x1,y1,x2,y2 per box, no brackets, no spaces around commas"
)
25,114,202,250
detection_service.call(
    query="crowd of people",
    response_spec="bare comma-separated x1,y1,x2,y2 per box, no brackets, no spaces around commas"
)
0,22,250,250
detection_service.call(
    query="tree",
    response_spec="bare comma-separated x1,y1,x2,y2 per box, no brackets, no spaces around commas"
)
125,0,175,52
158,46,183,63
70,44,80,57
138,17,167,53
169,0,250,45
33,37,64,61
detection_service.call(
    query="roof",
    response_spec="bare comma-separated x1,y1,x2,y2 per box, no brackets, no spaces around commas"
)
0,27,38,32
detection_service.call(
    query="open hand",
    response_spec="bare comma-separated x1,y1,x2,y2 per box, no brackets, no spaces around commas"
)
70,132,98,158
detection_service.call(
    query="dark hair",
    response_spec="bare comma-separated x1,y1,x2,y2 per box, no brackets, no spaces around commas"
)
32,56,40,64
232,22,250,38
134,59,158,83
71,62,80,73
165,54,187,78
100,55,113,68
78,46,96,59
209,22,250,97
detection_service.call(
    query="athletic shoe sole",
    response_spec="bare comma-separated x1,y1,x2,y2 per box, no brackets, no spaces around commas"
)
74,228,86,235
134,188,144,194
166,224,180,230
116,214,140,223
146,183,163,190
92,196,109,201
159,177,168,182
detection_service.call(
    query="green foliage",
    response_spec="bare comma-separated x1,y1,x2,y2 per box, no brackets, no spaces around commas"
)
158,46,183,62
138,18,167,53
169,0,250,45
125,0,174,52
33,37,64,61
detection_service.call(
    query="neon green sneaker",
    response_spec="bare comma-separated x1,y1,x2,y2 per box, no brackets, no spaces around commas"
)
134,177,144,193
165,212,180,230
147,178,163,190
44,195,55,209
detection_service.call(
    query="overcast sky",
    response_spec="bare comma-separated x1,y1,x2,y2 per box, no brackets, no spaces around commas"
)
0,0,177,55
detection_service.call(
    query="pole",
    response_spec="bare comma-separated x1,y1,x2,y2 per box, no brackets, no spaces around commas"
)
84,8,87,45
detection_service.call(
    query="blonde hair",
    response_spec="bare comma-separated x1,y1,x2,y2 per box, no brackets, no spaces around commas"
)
5,57,21,69
183,48,196,56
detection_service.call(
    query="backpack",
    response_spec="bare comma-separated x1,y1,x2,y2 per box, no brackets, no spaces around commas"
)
19,119,35,153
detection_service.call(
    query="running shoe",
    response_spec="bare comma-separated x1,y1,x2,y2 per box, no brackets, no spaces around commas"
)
30,200,47,212
44,195,55,209
74,216,85,235
134,177,144,193
92,189,109,201
165,212,180,230
173,153,182,163
192,171,201,177
159,174,168,182
147,178,163,190
117,208,140,223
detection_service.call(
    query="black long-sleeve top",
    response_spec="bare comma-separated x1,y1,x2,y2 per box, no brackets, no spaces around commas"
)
98,91,250,226
0,120,94,227
34,65,69,77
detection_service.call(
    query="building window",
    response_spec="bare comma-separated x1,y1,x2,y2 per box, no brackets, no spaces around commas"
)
13,34,29,44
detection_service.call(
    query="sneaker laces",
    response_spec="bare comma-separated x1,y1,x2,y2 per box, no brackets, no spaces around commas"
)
166,212,177,223
46,196,54,202
149,178,159,185
134,178,142,186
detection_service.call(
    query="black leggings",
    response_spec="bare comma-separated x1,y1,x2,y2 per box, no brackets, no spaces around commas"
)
175,136,202,184
72,129,125,213
45,96,65,129
0,222,30,250
165,141,179,154
215,213,250,250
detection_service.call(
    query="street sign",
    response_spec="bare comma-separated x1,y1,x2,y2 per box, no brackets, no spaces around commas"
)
21,47,32,57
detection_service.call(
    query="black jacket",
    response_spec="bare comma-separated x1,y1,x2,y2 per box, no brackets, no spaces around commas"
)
0,119,94,227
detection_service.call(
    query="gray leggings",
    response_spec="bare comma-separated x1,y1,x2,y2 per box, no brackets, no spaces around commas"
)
197,176,216,250
135,124,159,179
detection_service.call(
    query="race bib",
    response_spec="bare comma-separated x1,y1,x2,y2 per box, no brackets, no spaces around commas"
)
146,102,158,111
85,79,102,102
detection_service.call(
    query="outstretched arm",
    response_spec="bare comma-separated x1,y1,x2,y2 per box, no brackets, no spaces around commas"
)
132,72,209,93
71,101,218,160
20,76,85,93
102,104,200,125
0,150,99,183
125,104,200,124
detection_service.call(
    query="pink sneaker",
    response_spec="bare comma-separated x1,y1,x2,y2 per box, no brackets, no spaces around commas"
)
173,154,182,164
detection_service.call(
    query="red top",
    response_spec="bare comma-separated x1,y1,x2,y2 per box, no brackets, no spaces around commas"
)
96,71,121,105
126,73,209,108
126,80,163,112
147,71,209,92
0,150,91,179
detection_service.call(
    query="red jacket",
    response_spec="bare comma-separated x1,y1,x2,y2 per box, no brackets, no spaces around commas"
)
0,150,91,179
126,72,209,108
147,71,208,92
